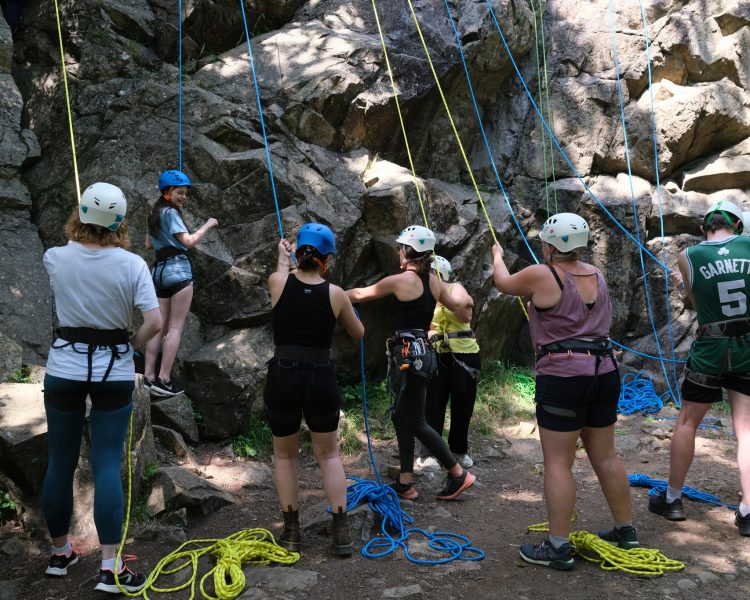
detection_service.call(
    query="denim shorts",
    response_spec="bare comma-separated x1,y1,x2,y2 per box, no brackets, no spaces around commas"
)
152,255,193,298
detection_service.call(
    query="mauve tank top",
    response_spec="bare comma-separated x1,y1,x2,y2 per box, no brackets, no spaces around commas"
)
528,267,616,377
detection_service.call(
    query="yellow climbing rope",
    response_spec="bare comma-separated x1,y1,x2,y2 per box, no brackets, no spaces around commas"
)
116,409,299,599
370,0,528,318
52,0,81,203
526,518,685,576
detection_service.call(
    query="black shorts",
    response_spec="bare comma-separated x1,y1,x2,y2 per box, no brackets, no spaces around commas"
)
681,369,750,404
534,369,620,432
263,358,341,437
155,279,193,299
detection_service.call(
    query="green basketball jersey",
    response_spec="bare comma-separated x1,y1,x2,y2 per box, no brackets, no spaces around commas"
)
686,235,750,374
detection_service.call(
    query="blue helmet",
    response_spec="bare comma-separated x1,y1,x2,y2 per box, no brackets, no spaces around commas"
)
296,223,336,255
159,170,191,191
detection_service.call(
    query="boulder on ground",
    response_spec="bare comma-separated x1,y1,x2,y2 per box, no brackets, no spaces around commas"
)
145,466,235,517
151,395,200,443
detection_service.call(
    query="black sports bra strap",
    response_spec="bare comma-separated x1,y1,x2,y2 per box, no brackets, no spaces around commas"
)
548,264,564,291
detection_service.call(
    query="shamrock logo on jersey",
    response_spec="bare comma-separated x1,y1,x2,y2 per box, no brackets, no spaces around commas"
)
718,247,730,256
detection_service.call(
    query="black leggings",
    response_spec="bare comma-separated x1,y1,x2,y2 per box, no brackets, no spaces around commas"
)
425,352,480,455
393,372,457,474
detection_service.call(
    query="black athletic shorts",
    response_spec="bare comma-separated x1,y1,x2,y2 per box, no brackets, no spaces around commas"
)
681,369,750,404
534,369,620,432
263,358,341,437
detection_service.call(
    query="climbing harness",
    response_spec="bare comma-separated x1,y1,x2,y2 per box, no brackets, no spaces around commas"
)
534,337,615,362
52,327,130,385
629,473,738,510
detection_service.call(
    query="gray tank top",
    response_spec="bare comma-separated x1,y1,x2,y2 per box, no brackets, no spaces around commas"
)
528,266,616,377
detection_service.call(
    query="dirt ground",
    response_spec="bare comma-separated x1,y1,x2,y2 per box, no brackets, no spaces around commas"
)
3,405,750,600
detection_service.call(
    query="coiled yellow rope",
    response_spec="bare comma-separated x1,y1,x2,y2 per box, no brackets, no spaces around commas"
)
527,515,684,576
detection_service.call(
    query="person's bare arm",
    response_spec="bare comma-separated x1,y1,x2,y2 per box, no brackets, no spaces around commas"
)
346,274,402,304
131,308,162,350
144,234,152,250
331,285,365,339
676,251,695,309
174,217,218,248
492,243,546,296
436,281,473,323
269,239,293,306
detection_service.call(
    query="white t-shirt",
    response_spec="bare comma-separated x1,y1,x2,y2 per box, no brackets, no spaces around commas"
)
44,242,159,381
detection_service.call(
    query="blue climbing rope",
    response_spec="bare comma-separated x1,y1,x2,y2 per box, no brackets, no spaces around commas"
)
629,473,737,510
237,0,285,241
344,319,485,564
636,0,682,406
618,372,667,415
607,1,679,405
178,0,183,170
483,1,667,271
440,4,682,372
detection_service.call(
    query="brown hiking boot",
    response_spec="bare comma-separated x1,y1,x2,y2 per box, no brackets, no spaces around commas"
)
331,506,353,557
280,505,300,552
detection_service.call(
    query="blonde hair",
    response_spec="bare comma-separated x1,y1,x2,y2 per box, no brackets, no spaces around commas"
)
64,206,131,249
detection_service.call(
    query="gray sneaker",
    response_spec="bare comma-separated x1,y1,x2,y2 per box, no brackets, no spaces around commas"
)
598,525,639,549
648,492,686,521
519,539,575,571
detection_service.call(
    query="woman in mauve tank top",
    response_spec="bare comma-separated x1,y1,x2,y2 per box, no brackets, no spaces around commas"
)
346,225,477,502
492,213,636,571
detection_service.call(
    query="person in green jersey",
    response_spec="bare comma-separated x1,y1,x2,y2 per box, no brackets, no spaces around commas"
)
651,200,750,536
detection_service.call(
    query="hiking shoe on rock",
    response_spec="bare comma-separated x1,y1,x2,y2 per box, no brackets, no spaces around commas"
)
94,566,147,594
519,539,575,571
149,377,183,397
436,469,475,501
598,525,640,549
45,551,79,576
455,453,474,469
390,479,419,500
736,511,750,537
648,492,686,521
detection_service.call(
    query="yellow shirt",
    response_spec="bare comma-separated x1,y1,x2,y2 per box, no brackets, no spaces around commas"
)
430,302,480,354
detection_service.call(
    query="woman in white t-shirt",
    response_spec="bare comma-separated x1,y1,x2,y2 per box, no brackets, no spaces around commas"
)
42,183,162,594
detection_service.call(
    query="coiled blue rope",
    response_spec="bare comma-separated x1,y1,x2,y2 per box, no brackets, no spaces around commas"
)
629,473,737,510
618,372,667,415
343,317,485,564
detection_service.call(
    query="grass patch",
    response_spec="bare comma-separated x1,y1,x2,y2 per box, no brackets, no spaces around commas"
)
474,360,536,434
232,419,274,459
338,379,395,455
129,500,151,524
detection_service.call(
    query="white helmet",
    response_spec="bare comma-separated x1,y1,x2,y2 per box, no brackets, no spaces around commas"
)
80,182,127,231
432,255,452,280
705,200,744,233
539,213,590,252
396,225,436,254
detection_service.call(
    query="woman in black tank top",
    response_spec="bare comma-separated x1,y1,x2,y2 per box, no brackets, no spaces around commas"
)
265,224,363,557
346,225,476,502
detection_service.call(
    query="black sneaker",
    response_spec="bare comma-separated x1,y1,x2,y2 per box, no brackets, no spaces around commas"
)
94,566,147,594
519,539,575,571
436,469,476,501
648,492,686,521
389,479,419,500
736,511,750,537
45,551,79,576
598,525,640,549
149,377,183,397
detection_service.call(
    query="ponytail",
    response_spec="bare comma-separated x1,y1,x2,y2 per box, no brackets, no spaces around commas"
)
147,191,184,237
296,245,328,274
402,245,433,275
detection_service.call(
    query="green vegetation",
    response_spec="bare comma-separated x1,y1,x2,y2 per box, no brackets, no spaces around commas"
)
339,379,395,455
7,365,31,383
143,463,159,481
232,419,274,459
473,361,536,434
129,500,151,524
0,491,18,521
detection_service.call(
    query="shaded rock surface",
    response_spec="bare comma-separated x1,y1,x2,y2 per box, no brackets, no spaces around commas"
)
145,465,235,516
